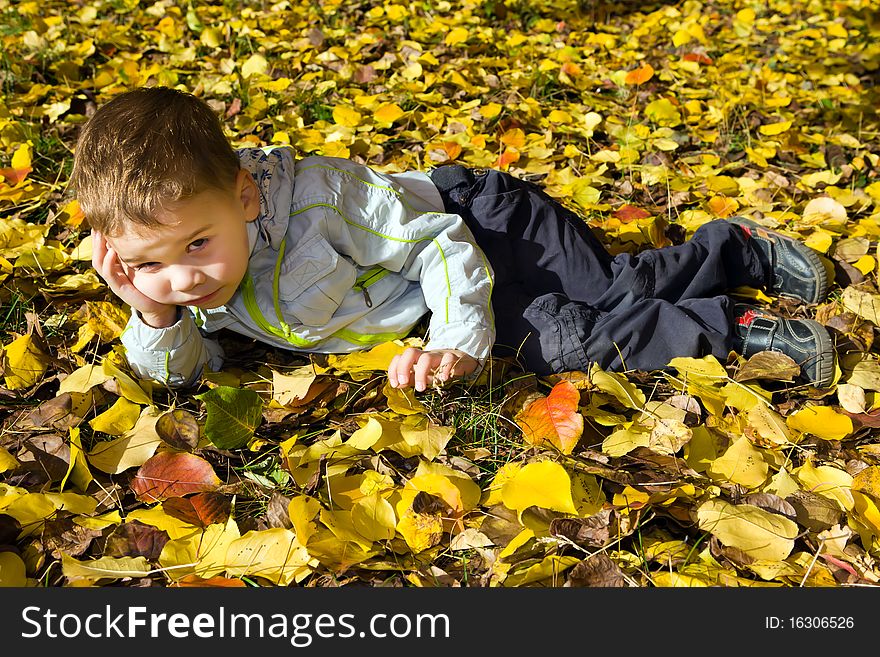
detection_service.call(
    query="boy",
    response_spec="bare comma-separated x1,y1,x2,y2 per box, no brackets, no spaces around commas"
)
69,87,835,391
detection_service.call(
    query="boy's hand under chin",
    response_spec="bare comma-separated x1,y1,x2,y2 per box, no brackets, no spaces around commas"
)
91,230,179,328
387,347,479,392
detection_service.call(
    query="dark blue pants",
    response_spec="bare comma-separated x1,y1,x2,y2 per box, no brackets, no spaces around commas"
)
430,166,767,375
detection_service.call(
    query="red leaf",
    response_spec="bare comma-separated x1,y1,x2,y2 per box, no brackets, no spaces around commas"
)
613,204,652,223
162,492,232,528
130,451,221,503
683,52,713,65
515,380,584,454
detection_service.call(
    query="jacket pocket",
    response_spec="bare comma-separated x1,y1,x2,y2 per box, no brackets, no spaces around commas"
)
277,233,355,326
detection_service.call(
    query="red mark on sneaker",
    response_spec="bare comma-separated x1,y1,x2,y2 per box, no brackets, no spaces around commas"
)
736,308,761,327
739,225,753,238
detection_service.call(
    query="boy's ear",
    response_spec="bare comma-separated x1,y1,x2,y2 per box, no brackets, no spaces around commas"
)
236,169,261,222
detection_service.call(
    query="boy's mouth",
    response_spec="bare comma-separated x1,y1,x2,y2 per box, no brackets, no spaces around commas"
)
187,288,220,306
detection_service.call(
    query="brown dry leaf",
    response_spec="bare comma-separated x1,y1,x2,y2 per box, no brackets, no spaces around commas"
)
515,380,584,454
155,409,201,451
130,451,222,503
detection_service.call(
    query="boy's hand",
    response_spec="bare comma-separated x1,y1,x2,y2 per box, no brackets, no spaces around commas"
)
387,347,479,392
91,230,179,328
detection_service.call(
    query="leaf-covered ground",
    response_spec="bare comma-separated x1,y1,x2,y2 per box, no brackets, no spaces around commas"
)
1,0,880,587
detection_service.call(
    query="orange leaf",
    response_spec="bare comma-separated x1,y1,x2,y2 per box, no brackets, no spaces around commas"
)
441,141,462,160
162,492,232,528
707,195,739,218
516,380,584,454
174,574,247,587
0,167,32,186
495,148,520,169
625,64,654,85
130,451,221,503
613,204,652,223
683,52,713,65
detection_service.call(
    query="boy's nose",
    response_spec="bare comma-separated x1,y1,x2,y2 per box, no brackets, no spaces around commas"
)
169,266,206,292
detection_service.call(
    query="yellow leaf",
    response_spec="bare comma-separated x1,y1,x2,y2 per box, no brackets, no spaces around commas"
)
707,436,769,489
3,334,49,390
759,120,792,136
86,406,163,474
0,446,18,473
89,396,142,436
668,354,728,380
0,551,27,587
351,492,397,542
159,516,240,579
271,366,316,406
374,102,404,124
852,466,880,501
60,427,93,493
804,229,834,253
102,358,153,405
127,506,201,540
4,492,97,537
200,27,222,48
11,142,32,170
707,195,739,218
841,286,880,326
444,27,469,46
396,505,443,553
644,98,681,127
288,495,321,546
61,554,151,582
786,404,853,440
696,499,798,561
794,458,854,511
241,53,268,78
501,460,577,515
325,338,420,376
590,364,646,409
332,104,362,128
745,402,793,448
225,528,314,585
502,555,580,587
415,460,482,511
58,363,111,394
853,255,876,275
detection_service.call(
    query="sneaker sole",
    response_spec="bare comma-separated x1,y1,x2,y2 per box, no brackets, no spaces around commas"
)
729,217,828,304
799,318,835,388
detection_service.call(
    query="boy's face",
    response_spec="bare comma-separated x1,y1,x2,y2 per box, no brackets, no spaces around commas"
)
106,170,261,309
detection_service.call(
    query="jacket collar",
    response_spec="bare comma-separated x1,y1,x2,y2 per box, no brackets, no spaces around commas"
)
237,146,295,251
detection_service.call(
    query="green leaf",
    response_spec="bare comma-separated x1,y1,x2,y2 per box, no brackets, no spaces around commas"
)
195,386,263,449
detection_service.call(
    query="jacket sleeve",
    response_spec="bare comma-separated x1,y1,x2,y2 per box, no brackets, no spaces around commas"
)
119,308,225,388
310,160,495,361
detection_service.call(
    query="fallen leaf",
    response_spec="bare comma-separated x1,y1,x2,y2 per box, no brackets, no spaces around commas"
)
195,386,263,449
515,380,584,454
130,451,222,503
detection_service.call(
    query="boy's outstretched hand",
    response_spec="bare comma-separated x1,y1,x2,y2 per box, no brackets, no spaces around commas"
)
91,231,179,328
387,347,479,392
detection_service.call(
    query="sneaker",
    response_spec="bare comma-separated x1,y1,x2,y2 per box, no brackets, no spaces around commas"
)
732,304,835,387
728,216,828,305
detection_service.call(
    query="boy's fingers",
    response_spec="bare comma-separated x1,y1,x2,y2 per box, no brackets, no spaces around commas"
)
390,347,423,388
436,351,459,381
413,352,437,391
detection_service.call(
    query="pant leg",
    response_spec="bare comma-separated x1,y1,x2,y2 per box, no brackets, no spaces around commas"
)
594,220,767,311
583,295,735,372
429,165,614,300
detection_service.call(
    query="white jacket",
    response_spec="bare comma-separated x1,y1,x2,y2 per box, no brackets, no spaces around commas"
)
120,148,495,387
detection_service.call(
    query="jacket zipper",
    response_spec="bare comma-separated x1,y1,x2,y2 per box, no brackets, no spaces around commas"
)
352,266,389,308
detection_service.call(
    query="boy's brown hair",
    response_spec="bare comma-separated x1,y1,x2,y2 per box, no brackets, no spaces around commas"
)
68,86,242,235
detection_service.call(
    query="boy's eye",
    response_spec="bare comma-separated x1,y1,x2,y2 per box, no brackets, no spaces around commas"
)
189,238,208,251
133,262,159,272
